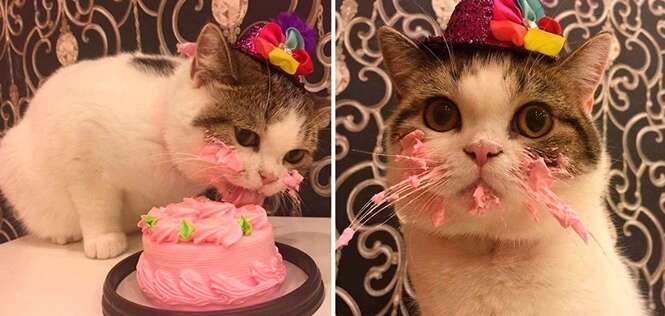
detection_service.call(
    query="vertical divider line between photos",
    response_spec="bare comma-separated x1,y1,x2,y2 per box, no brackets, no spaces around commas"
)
329,0,337,314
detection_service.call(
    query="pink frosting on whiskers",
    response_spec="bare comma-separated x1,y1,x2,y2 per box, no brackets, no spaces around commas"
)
200,143,244,173
396,130,448,227
399,130,425,157
371,190,402,205
335,227,355,249
371,191,386,205
176,42,197,58
396,130,430,179
521,157,588,242
470,184,501,216
282,170,304,191
408,175,422,188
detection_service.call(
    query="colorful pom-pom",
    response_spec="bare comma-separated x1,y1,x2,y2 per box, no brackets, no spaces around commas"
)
537,16,562,35
524,28,565,57
490,20,528,46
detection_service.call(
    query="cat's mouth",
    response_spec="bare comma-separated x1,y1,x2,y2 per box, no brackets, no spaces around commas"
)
214,181,266,206
462,179,493,194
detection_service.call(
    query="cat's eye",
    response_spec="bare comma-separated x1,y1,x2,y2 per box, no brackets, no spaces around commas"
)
423,97,461,132
284,149,307,164
235,128,259,147
513,103,553,138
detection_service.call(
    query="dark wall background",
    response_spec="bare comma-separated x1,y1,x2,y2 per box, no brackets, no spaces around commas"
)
0,0,331,244
335,0,665,315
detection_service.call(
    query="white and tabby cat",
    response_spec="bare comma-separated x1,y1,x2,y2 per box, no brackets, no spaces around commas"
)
0,24,328,259
378,27,646,315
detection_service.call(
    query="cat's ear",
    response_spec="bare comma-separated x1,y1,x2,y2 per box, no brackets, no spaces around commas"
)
192,23,266,87
191,23,239,87
556,32,612,112
378,26,429,96
310,96,330,129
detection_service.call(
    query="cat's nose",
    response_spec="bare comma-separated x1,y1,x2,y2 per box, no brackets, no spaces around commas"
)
259,170,277,185
463,140,503,166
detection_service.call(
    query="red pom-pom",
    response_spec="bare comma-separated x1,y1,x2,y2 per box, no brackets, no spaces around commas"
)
537,16,562,35
292,48,313,75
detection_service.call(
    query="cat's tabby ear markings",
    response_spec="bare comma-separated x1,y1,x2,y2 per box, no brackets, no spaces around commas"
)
556,32,612,112
311,96,331,129
377,26,429,97
192,23,238,87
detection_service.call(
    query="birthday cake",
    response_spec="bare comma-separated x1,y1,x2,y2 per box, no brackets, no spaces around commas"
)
135,197,287,311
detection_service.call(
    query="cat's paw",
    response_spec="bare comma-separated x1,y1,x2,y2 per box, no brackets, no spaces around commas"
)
83,232,127,259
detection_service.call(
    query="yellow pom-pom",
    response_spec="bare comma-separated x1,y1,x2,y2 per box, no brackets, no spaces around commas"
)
268,48,300,75
524,28,565,57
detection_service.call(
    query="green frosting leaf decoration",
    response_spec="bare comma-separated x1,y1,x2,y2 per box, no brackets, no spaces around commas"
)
179,219,194,241
142,215,158,228
238,216,253,236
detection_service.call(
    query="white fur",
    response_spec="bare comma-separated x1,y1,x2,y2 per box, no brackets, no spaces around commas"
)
388,64,647,315
0,54,303,259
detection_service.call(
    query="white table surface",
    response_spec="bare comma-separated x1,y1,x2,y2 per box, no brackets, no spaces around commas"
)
0,217,331,316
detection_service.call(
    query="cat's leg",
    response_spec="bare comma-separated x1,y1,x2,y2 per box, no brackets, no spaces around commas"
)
68,182,127,259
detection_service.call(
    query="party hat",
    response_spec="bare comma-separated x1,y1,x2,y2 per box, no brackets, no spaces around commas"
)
437,0,565,57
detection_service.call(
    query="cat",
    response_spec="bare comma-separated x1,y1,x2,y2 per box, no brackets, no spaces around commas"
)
378,26,647,315
0,23,329,259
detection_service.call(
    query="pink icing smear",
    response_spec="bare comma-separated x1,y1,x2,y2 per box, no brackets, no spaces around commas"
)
199,139,301,206
429,196,446,227
176,42,197,58
282,170,304,191
522,157,588,242
199,143,244,173
335,227,356,249
470,183,501,216
371,191,386,205
396,130,429,178
214,181,266,207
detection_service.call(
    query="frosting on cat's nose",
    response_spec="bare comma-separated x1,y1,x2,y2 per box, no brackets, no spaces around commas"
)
259,170,277,185
463,140,503,166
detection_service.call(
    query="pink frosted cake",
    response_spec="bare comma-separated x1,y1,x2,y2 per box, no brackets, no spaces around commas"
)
135,197,287,311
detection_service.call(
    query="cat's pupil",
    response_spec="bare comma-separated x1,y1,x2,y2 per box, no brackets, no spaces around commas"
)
424,98,460,132
433,104,454,126
235,128,259,147
526,107,547,132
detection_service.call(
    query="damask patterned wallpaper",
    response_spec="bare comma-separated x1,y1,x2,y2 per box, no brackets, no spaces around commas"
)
0,0,331,243
335,0,665,315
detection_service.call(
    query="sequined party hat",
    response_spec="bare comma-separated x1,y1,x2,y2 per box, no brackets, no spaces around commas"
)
233,12,317,77
438,0,565,57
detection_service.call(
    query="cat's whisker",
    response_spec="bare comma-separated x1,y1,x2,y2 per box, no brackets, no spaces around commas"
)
354,163,452,228
352,167,450,227
350,167,443,224
350,177,421,225
355,179,442,227
350,149,438,162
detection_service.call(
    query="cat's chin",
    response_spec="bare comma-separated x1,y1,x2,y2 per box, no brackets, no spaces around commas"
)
398,190,560,242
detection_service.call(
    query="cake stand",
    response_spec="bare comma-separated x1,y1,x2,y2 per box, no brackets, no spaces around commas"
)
102,242,324,316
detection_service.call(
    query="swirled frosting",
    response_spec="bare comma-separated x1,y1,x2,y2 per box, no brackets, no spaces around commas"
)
137,197,269,245
136,197,287,311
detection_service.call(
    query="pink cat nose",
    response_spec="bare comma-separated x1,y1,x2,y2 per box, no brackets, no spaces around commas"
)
464,140,503,166
259,170,277,185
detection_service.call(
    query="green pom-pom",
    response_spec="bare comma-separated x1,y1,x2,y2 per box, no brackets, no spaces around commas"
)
179,219,194,241
142,215,158,228
238,216,252,236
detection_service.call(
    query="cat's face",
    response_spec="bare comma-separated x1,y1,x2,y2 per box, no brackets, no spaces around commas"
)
166,24,328,198
379,27,612,239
